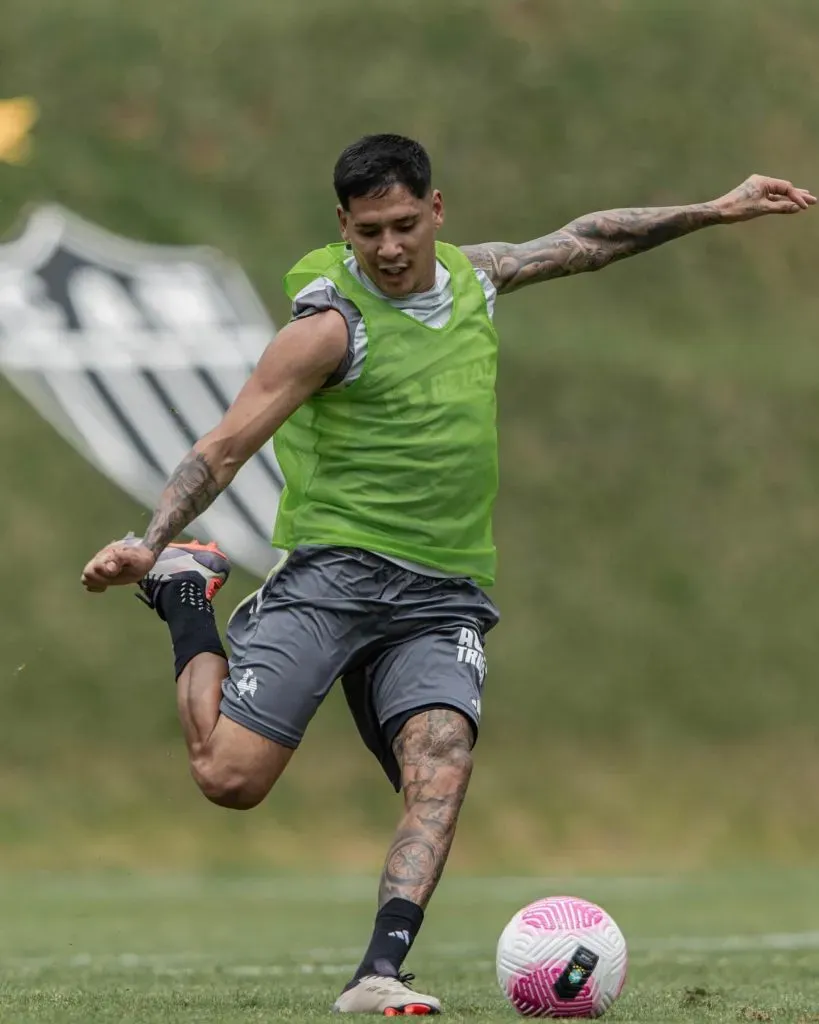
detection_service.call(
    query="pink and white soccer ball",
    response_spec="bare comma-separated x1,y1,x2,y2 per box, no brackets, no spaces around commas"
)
496,896,628,1018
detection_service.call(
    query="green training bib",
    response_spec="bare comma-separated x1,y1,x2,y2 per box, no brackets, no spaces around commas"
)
272,241,500,585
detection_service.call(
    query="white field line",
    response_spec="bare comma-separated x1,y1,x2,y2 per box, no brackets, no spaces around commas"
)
0,875,678,902
3,931,819,978
631,930,819,954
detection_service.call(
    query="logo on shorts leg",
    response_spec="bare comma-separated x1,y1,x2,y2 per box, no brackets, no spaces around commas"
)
456,627,486,685
236,668,259,698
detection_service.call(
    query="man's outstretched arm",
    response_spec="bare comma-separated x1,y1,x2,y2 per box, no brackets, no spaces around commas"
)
462,174,815,294
81,310,348,591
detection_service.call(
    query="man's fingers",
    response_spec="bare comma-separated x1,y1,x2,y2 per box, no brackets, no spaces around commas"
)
81,537,154,594
81,567,110,592
763,181,800,203
92,553,123,577
762,199,802,215
787,189,809,208
81,557,118,586
81,548,130,590
764,180,815,207
755,178,816,213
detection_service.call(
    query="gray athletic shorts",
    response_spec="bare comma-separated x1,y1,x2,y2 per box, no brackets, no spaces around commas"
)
219,545,500,790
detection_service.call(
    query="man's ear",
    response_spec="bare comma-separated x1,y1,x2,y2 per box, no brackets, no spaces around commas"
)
431,189,444,231
337,204,350,243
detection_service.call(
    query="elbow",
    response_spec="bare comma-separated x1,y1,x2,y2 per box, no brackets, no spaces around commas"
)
559,225,615,274
193,434,244,489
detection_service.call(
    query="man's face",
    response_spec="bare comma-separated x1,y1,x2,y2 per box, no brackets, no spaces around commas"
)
338,184,444,297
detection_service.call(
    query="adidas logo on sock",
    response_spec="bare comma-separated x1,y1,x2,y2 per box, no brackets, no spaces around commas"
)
387,930,411,946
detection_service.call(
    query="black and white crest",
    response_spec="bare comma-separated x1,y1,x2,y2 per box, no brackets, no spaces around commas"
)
0,204,283,578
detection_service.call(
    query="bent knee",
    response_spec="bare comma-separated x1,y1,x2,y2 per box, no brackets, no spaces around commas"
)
189,718,293,809
191,758,270,810
398,709,475,766
399,732,474,794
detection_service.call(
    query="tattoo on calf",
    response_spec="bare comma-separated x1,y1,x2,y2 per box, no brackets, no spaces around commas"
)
379,710,474,908
381,833,441,906
143,451,221,556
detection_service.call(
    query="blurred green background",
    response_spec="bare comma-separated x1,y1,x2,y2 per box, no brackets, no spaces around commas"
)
1,0,818,875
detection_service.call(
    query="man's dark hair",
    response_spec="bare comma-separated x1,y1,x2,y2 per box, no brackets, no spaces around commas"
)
333,134,432,210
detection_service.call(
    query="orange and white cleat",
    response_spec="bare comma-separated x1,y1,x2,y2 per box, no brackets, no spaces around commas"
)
333,972,441,1015
127,534,231,608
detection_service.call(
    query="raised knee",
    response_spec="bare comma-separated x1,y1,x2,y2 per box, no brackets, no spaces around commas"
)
191,758,268,810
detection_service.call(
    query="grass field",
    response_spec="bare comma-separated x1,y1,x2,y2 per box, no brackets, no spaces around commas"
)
2,871,819,1022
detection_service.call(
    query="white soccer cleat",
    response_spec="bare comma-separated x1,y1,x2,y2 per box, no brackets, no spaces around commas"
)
333,972,441,1015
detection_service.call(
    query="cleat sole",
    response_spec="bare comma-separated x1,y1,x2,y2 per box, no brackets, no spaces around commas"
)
384,1007,438,1016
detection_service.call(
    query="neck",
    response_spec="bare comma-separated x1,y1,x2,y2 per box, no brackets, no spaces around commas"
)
415,264,437,292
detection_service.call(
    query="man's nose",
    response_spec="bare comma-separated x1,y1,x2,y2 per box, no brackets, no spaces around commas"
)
377,234,402,261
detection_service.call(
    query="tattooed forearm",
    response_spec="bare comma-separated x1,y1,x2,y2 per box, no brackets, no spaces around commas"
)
379,709,474,908
142,450,222,556
463,201,724,293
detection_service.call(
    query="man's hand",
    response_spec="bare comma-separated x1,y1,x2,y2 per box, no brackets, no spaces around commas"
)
714,174,816,223
81,536,156,593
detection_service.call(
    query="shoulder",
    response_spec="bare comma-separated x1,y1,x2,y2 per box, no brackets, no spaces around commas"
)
281,306,349,350
454,245,500,314
287,281,359,390
290,274,361,342
292,274,356,315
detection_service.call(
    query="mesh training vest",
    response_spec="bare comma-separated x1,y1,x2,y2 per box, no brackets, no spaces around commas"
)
273,241,499,585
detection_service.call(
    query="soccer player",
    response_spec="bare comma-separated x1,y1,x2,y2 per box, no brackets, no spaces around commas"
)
81,135,814,1015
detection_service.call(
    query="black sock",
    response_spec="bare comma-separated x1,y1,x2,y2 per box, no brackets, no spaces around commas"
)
155,579,227,679
352,898,424,983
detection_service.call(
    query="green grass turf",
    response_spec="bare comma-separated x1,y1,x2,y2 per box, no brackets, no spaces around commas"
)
0,872,818,1022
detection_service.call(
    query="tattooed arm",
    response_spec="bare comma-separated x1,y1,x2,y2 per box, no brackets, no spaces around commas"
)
141,451,222,558
81,310,348,591
463,174,815,294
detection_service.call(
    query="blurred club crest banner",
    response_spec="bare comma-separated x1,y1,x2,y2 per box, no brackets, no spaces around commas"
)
0,204,283,578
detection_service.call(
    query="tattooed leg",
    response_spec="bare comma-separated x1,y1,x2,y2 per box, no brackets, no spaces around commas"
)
347,708,474,987
380,708,474,909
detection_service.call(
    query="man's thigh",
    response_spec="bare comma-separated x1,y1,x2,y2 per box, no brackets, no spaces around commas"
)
342,576,499,790
219,546,380,749
375,621,490,748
